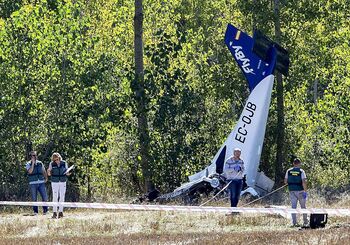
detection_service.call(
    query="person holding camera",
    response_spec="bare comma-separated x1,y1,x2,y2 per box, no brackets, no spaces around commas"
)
284,158,308,227
223,148,245,208
26,151,49,215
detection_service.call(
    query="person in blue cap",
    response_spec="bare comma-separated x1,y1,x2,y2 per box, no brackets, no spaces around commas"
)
284,158,308,227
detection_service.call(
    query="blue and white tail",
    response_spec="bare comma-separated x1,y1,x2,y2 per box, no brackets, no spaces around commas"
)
189,24,289,195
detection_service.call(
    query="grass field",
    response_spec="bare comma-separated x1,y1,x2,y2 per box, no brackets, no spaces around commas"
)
0,191,349,244
0,209,349,244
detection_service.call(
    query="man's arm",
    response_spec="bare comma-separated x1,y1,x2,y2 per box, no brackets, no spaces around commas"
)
301,170,307,191
241,161,245,172
284,170,288,185
302,179,307,191
27,162,35,174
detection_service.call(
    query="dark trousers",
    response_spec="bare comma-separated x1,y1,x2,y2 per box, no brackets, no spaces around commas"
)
228,179,243,207
30,183,48,214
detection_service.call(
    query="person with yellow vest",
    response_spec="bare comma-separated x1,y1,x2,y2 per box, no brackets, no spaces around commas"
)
284,158,308,227
47,152,71,219
26,151,48,215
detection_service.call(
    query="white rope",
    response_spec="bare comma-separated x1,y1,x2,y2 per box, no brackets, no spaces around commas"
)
1,201,349,216
242,184,288,207
199,180,232,207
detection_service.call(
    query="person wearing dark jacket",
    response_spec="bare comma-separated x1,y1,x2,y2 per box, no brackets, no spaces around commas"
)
26,151,48,215
47,152,71,219
284,158,308,227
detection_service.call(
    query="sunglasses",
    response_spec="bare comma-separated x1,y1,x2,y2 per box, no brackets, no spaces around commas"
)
30,155,37,157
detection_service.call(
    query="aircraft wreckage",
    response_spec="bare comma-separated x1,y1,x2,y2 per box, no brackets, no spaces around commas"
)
136,23,290,205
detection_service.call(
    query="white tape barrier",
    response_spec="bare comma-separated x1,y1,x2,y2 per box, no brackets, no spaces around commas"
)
1,201,350,216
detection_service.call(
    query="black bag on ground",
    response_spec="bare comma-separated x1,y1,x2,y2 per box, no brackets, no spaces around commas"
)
310,213,328,229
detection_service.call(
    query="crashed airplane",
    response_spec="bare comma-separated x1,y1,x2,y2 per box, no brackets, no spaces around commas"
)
156,23,290,204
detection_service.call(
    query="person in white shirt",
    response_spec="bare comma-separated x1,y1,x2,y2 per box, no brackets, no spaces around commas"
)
223,148,245,208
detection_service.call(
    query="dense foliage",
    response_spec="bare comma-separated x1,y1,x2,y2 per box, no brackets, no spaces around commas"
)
0,0,349,201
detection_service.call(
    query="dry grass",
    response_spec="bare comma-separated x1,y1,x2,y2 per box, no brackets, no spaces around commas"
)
0,191,349,244
0,209,349,245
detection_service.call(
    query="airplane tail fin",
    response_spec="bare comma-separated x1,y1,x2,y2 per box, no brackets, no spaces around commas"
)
252,30,289,76
189,24,290,196
224,24,289,91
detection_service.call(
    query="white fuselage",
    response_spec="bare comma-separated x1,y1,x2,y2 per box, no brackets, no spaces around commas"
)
189,75,274,191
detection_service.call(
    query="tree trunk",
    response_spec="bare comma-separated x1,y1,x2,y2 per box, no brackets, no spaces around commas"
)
134,0,153,192
273,0,285,185
252,0,257,30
